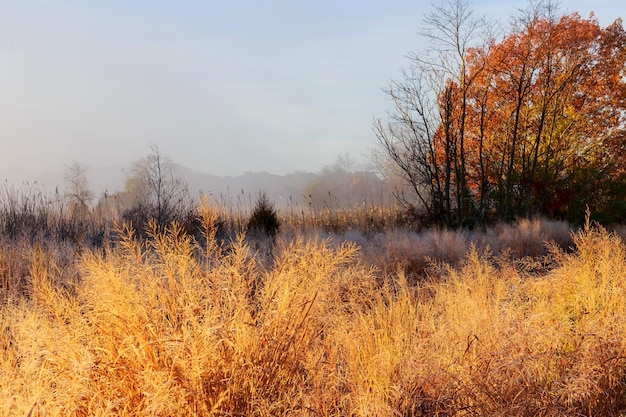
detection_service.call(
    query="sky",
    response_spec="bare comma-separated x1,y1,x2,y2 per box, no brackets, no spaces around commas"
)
0,0,623,186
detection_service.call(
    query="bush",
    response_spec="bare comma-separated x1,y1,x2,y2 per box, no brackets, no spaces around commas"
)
246,192,280,238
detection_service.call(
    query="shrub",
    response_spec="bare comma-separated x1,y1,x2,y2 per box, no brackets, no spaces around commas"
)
246,192,280,238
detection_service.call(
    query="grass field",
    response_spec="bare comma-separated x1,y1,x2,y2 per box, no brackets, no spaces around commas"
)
1,200,626,416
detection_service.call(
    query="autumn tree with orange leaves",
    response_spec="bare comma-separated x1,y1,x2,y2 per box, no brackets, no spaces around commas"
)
376,0,626,226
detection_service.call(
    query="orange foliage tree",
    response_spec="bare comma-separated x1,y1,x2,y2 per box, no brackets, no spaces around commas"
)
376,0,626,226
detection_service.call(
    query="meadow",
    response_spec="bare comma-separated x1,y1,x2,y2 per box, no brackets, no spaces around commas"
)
1,188,626,416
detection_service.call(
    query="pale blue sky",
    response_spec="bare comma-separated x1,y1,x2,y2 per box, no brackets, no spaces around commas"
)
0,0,622,183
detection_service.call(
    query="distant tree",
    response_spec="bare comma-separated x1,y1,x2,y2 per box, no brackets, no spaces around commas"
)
304,154,391,209
122,144,191,230
63,161,93,218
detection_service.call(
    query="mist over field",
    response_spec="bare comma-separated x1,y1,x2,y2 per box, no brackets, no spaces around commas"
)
1,0,620,184
0,154,394,214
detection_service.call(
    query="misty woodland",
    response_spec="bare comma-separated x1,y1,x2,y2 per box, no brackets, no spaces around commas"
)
2,1,626,416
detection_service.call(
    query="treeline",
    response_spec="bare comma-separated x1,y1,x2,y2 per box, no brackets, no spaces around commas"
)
376,0,626,227
0,147,400,246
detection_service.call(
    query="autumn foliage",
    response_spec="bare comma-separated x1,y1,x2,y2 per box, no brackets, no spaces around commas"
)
377,1,626,226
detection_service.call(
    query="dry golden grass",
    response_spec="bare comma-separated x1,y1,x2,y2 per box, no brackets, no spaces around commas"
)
2,203,626,416
350,217,574,282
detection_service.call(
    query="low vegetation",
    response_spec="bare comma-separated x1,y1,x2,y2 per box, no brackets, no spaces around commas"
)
1,192,626,416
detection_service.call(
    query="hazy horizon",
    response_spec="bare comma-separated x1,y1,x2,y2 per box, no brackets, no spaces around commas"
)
1,0,622,189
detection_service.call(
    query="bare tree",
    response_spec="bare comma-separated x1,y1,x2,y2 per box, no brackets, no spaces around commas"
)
374,0,493,226
123,144,190,229
63,161,93,218
374,70,441,221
